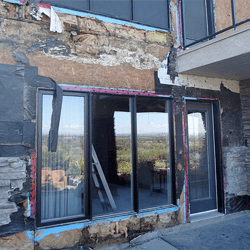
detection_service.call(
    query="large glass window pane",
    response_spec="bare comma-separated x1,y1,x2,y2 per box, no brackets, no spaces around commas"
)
91,0,131,20
41,95,85,222
133,0,169,29
92,94,132,215
137,97,171,210
182,0,209,45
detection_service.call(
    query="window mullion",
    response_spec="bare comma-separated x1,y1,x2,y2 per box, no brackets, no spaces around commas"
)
85,93,92,219
130,96,138,212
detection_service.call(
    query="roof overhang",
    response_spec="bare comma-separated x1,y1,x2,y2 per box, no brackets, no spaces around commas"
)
177,24,250,81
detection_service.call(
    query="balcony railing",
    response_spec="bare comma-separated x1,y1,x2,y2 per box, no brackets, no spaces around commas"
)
181,0,250,49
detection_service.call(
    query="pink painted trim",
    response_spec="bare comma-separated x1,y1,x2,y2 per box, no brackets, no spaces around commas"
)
30,152,36,217
173,102,177,155
60,85,172,98
32,0,51,8
37,3,51,8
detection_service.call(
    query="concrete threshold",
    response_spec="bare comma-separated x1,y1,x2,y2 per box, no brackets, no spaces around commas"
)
189,210,224,223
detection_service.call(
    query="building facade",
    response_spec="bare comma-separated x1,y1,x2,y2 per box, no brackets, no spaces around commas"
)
0,0,249,249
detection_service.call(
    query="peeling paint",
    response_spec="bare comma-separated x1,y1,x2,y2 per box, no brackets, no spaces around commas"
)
26,230,34,241
41,45,163,70
159,72,240,93
30,5,62,33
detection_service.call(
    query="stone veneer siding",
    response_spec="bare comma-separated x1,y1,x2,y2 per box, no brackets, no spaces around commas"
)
0,157,26,226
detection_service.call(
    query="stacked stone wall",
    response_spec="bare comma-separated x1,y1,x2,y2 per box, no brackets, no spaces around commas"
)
240,80,250,196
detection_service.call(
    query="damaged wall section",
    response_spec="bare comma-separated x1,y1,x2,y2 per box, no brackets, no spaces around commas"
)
239,79,250,210
0,0,181,248
155,77,245,215
0,59,63,240
34,208,181,249
0,57,36,236
0,0,175,91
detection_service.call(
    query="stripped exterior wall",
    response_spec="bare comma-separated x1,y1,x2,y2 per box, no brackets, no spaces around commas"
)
0,0,249,249
0,0,181,248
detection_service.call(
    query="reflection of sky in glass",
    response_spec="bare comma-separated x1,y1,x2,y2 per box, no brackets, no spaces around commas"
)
115,111,131,135
43,95,169,136
42,95,52,135
188,113,206,135
42,95,84,135
137,112,168,134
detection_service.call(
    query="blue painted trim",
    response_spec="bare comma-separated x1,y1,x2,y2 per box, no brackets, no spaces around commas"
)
52,6,168,32
3,0,24,5
183,97,198,101
27,197,31,217
35,206,180,242
156,95,174,98
26,231,34,241
138,206,180,217
35,222,88,241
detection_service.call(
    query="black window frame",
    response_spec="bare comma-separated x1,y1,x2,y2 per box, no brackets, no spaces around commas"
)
40,0,170,30
181,0,215,48
36,90,175,227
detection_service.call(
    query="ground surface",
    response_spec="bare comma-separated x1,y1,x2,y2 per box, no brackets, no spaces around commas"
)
93,210,250,250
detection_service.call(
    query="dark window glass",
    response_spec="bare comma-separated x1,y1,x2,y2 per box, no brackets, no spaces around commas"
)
41,95,85,223
40,0,89,12
133,0,169,29
91,0,131,20
182,0,209,45
136,97,171,210
188,112,209,200
92,94,132,215
40,0,169,29
38,92,173,225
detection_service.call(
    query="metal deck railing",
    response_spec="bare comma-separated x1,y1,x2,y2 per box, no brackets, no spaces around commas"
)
181,0,250,49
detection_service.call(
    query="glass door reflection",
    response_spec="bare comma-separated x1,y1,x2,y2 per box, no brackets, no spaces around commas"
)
136,97,171,210
188,112,209,200
187,102,217,214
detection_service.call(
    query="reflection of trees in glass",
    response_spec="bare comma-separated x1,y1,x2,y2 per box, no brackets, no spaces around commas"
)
42,135,84,178
138,135,169,170
189,134,206,171
116,134,169,174
116,136,131,174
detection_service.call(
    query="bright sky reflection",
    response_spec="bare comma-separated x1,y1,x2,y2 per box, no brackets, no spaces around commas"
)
43,95,169,136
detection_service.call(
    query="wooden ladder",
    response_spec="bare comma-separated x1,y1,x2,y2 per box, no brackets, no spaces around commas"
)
92,145,117,212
